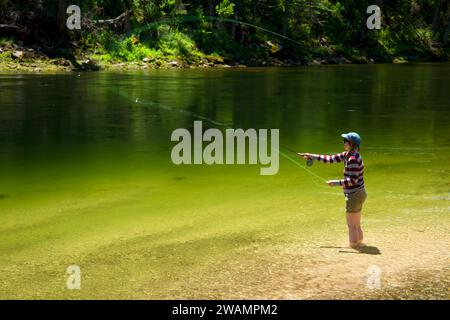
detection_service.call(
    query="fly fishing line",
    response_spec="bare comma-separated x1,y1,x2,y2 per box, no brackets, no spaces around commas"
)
110,88,330,188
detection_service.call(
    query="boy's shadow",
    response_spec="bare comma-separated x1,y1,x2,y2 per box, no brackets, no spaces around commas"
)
320,245,381,255
341,245,381,255
0,194,6,200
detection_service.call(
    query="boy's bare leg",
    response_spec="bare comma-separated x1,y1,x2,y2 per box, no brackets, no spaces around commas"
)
346,213,360,248
355,211,364,245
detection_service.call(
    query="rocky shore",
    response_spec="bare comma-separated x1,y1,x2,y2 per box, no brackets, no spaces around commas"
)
0,42,442,73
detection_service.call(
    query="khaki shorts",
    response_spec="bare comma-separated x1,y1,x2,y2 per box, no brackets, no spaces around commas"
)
345,188,367,213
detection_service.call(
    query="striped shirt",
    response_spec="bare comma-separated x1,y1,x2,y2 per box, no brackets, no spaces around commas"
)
314,151,365,194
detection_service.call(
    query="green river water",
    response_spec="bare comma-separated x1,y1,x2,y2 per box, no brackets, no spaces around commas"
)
0,64,449,299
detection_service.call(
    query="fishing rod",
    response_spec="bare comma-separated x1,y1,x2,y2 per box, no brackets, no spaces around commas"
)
127,15,304,49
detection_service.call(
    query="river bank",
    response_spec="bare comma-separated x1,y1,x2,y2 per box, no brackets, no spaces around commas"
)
0,41,445,73
2,0,450,74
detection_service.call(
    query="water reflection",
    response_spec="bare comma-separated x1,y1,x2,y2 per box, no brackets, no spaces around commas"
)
0,65,449,163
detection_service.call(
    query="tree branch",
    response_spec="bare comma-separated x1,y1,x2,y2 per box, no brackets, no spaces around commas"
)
93,10,131,25
0,24,22,29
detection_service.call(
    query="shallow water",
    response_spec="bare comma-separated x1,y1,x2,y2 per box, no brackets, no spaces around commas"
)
0,64,449,298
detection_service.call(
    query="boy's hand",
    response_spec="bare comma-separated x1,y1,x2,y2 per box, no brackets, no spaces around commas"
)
298,152,312,160
326,180,341,187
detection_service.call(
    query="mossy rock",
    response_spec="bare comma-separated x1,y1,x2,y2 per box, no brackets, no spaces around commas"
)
393,57,408,64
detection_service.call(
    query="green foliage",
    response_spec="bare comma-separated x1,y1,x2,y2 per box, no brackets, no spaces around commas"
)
315,0,348,44
377,27,397,56
132,0,162,23
88,31,154,62
86,25,207,63
0,37,13,47
0,0,449,63
155,25,197,57
216,0,235,18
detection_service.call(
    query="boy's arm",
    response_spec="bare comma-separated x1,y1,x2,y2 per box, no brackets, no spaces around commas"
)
311,152,346,164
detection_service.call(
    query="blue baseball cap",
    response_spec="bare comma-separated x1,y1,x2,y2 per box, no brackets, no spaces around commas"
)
341,132,361,146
